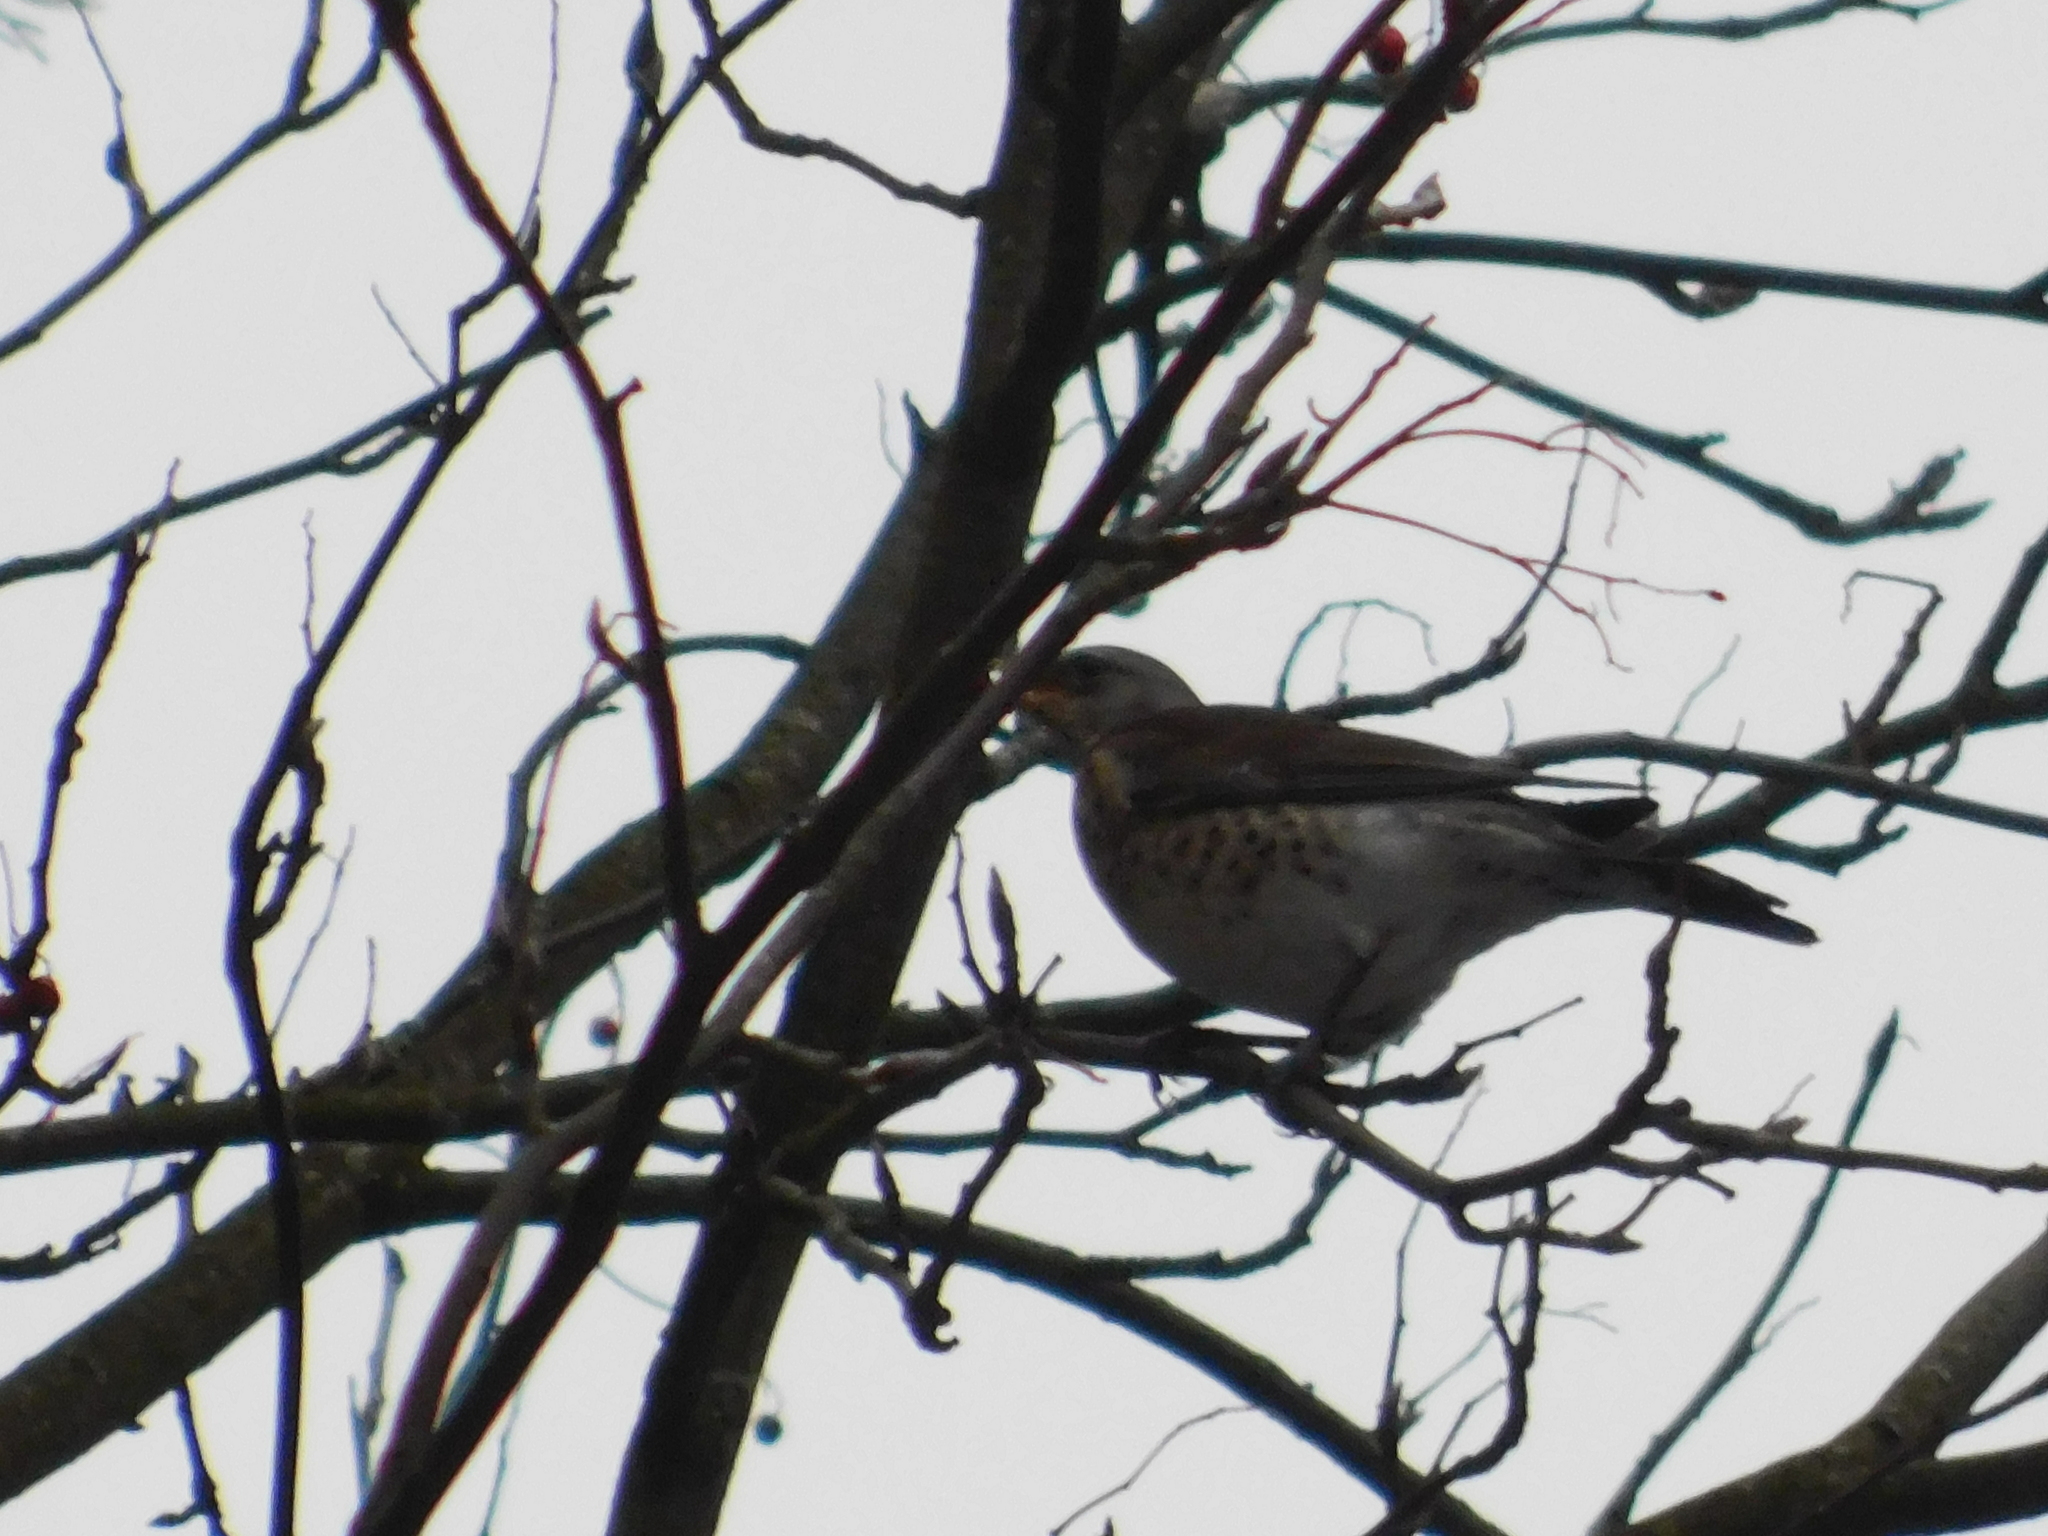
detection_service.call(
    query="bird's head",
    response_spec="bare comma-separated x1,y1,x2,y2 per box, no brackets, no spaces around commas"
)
1015,646,1202,763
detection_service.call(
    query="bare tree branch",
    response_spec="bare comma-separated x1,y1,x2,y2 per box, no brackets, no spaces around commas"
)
1631,1217,2048,1535
0,4,380,365
1349,230,2048,326
1493,0,1969,55
1595,1016,1901,1530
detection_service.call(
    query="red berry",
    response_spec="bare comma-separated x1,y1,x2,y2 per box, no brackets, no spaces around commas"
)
1364,25,1406,75
1448,70,1480,113
0,976,59,1032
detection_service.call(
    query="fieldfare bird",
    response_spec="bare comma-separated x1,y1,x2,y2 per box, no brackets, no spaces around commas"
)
1019,646,1815,1057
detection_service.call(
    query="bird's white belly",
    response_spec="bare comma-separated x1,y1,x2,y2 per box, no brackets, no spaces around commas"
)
1080,800,1604,1051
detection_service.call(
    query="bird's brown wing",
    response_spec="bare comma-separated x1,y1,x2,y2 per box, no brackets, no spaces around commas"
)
1102,705,1545,818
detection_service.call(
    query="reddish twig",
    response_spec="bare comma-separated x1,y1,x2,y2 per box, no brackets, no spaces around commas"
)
372,0,700,947
1252,1,1408,235
360,1099,617,1528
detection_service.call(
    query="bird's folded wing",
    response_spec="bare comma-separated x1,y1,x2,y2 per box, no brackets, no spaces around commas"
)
1103,705,1546,816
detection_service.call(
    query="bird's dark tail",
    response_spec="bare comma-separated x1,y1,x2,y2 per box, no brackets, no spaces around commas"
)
1653,861,1817,945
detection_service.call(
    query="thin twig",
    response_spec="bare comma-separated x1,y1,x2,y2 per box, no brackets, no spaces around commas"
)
222,339,518,1536
0,1152,210,1281
1089,1153,1348,1280
1047,1405,1254,1536
1593,1014,1900,1530
1097,254,1991,541
1491,0,1969,54
375,0,701,949
1348,229,2048,325
703,63,980,215
8,531,151,983
0,5,380,366
1517,733,2048,843
0,328,573,594
361,1099,616,1524
391,1169,1517,1536
162,1181,231,1536
350,1245,407,1498
70,1,149,224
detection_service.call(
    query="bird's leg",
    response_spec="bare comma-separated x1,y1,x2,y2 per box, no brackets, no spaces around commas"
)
1290,935,1388,1073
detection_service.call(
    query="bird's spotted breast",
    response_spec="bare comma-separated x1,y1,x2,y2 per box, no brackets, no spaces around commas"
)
1079,797,1356,908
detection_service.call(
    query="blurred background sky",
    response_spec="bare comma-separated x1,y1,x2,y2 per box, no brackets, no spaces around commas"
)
3,2,2047,1531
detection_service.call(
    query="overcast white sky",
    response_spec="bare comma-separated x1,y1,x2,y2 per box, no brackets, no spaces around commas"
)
3,2,2048,1533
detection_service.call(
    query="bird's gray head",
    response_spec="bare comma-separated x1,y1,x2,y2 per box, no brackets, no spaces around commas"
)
1017,646,1203,753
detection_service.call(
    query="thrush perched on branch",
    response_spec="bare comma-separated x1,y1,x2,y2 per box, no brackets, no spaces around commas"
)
1018,646,1816,1058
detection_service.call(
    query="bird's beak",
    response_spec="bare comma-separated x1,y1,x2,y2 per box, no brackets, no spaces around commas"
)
1010,682,1083,768
1014,681,1062,724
